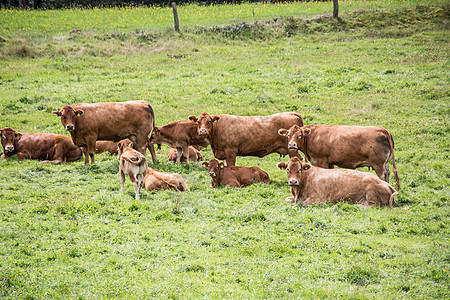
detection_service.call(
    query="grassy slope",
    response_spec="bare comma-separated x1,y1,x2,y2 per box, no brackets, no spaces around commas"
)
0,1,449,299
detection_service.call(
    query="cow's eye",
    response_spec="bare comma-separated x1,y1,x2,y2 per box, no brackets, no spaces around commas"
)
286,168,290,173
208,121,212,124
1,135,5,139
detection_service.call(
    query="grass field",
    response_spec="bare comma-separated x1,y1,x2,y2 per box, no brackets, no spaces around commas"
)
0,0,449,299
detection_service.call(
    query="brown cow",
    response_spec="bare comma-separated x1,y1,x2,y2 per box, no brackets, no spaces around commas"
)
188,112,304,166
144,168,188,192
277,157,398,207
118,141,148,200
278,125,400,190
0,127,82,163
202,159,270,188
52,101,156,164
95,139,133,156
167,146,204,163
149,120,209,165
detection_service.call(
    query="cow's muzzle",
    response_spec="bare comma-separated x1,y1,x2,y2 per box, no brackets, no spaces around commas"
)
209,172,216,178
66,125,75,131
199,128,208,136
288,178,299,186
5,145,14,152
288,143,298,151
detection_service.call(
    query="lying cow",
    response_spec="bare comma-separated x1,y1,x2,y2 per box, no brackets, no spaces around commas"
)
167,146,204,163
277,157,398,207
1,127,82,163
118,141,148,200
95,139,133,156
144,168,188,192
202,159,270,188
53,101,157,164
278,125,400,190
188,112,303,166
149,120,209,165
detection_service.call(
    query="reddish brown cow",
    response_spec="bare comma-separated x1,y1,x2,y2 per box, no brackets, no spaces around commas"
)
53,101,156,164
118,142,148,201
0,127,82,163
95,139,133,156
144,168,188,192
149,120,209,165
188,112,304,166
277,157,398,207
167,146,204,163
278,125,400,190
202,159,270,188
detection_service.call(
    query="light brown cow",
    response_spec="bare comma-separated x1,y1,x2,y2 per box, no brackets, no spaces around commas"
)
277,157,398,207
202,159,270,188
118,142,148,200
144,168,188,192
149,120,209,165
53,101,156,164
188,112,304,166
0,127,82,163
278,125,400,190
167,146,204,163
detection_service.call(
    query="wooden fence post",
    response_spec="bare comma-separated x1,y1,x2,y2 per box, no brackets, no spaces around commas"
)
172,2,180,32
333,0,339,18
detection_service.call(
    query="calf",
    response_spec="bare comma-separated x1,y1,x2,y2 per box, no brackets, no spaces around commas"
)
149,120,209,165
95,139,133,156
188,112,303,166
53,100,156,164
1,127,82,163
278,125,400,190
167,146,204,163
277,157,398,207
144,168,188,192
202,159,270,188
118,141,148,200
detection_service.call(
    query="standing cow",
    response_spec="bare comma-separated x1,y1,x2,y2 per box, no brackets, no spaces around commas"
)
149,120,209,165
53,101,156,164
188,112,304,166
277,157,398,207
278,125,400,190
1,127,82,163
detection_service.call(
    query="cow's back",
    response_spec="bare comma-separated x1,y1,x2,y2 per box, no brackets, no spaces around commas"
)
211,112,303,158
17,133,56,160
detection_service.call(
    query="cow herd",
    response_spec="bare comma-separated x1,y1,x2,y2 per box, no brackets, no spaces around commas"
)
1,100,400,207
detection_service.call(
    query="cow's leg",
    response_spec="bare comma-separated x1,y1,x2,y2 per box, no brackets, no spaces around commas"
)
147,142,157,164
86,138,96,164
383,160,391,183
181,145,190,165
224,149,237,167
176,147,183,164
120,170,126,192
81,146,89,164
224,179,240,187
373,164,388,183
285,196,296,203
129,175,140,201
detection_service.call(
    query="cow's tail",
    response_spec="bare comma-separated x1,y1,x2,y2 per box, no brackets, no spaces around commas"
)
385,129,400,191
122,151,146,167
146,102,158,163
389,189,398,208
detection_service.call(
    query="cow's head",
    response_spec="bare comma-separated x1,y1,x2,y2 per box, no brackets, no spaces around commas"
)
202,159,223,178
0,127,22,154
117,139,134,159
189,112,220,137
278,125,311,151
148,127,164,150
52,105,83,132
277,157,311,186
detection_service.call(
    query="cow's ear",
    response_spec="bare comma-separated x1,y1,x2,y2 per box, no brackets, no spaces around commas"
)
278,129,288,136
15,132,23,140
277,162,287,170
212,115,220,123
52,110,62,116
154,128,160,134
188,115,198,123
219,162,225,168
303,128,311,136
74,109,83,116
202,161,209,168
302,163,312,171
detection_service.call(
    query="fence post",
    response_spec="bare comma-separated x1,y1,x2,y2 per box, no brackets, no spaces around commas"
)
172,2,180,32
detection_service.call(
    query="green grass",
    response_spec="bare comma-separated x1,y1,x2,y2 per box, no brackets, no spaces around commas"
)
0,1,449,299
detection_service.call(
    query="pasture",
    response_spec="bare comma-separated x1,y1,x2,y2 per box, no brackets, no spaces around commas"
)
0,0,449,298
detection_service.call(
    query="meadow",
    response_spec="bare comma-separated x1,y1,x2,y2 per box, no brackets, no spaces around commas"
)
0,0,449,298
